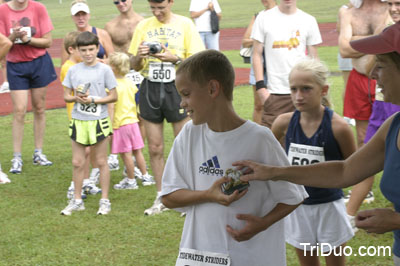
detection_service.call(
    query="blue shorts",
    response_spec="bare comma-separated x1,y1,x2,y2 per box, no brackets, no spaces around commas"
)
7,52,57,90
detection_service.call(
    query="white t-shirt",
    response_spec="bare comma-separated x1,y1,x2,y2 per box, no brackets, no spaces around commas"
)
189,0,222,32
161,120,308,266
251,6,322,94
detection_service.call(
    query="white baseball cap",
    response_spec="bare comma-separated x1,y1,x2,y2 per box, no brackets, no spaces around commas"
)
71,2,90,16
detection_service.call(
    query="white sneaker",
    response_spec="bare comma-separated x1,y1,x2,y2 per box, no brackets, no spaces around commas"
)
66,183,87,200
141,173,155,186
0,169,11,184
114,177,139,190
82,179,102,195
61,199,85,216
108,155,119,171
32,152,53,166
97,199,111,215
9,157,23,174
144,197,169,216
0,82,9,93
89,168,100,185
134,167,142,179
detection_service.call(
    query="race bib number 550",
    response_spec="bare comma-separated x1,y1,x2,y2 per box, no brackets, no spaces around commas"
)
148,62,175,83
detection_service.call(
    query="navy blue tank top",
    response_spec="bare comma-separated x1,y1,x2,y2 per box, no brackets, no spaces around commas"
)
92,27,106,59
380,112,400,257
285,107,344,205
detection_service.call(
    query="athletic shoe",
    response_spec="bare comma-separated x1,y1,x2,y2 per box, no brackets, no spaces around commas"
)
97,199,111,215
89,168,100,185
134,167,142,179
141,173,155,186
82,179,102,195
61,199,85,216
0,82,9,94
114,177,139,190
108,155,119,171
343,190,374,204
32,152,53,166
66,184,87,200
144,197,169,216
0,169,11,184
347,214,358,234
9,157,23,174
363,191,375,204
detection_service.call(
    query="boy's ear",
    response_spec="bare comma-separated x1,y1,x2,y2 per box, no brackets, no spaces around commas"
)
208,80,220,98
67,46,75,54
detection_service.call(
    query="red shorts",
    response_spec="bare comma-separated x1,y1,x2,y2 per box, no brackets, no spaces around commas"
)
111,123,144,154
343,69,376,120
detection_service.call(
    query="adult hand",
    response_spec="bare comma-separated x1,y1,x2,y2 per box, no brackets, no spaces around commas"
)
206,176,248,206
152,44,178,63
355,208,400,234
226,214,266,242
232,160,274,182
137,42,150,59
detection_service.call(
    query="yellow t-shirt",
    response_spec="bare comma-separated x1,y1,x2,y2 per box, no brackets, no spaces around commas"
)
128,15,205,78
60,59,76,120
113,77,139,129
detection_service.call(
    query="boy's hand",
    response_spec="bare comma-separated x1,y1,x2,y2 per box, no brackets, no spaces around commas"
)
206,177,247,206
75,93,89,104
226,214,265,242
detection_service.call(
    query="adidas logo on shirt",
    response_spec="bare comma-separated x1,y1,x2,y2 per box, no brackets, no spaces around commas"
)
198,156,224,176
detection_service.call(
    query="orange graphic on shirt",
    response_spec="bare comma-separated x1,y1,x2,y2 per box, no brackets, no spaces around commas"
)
272,30,300,50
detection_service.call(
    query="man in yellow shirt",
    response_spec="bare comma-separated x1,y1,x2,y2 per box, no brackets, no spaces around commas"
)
129,0,204,215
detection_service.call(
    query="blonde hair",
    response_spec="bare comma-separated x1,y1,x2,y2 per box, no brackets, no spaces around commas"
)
108,52,130,76
63,31,80,54
289,57,332,108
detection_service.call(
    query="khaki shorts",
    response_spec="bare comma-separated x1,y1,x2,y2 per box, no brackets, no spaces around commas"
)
69,117,112,146
261,94,295,128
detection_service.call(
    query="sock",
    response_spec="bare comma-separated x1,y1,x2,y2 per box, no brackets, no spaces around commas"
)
110,154,118,160
157,191,162,199
34,149,42,154
75,199,83,204
13,152,22,158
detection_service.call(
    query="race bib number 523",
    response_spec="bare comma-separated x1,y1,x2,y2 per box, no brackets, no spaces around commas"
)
76,96,101,117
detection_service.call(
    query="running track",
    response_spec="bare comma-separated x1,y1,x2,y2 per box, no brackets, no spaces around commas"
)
0,23,337,116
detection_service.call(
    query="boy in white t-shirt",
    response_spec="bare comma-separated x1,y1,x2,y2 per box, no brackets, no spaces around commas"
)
161,50,308,266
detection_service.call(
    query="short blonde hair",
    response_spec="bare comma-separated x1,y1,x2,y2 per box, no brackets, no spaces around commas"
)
63,31,80,54
289,57,332,108
108,52,130,76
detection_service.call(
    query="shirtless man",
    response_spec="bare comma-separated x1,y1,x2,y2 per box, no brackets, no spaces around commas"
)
338,0,389,231
105,0,143,53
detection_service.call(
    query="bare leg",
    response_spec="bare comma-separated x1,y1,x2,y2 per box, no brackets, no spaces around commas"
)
71,140,87,200
120,151,135,179
347,120,374,216
295,247,321,266
31,87,47,150
132,149,148,175
172,117,190,137
325,244,346,266
143,120,164,192
10,90,29,153
138,115,147,143
91,138,110,199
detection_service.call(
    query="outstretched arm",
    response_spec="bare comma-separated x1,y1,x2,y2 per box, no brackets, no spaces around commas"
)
226,202,301,242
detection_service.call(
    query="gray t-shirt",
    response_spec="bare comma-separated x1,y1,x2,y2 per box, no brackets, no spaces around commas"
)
63,62,117,121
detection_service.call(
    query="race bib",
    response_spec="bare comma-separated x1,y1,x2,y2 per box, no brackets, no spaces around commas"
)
126,69,144,85
148,62,175,83
287,143,325,166
76,96,101,117
176,248,230,266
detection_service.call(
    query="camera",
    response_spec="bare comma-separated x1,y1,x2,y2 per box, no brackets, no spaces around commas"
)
143,41,163,54
221,168,250,195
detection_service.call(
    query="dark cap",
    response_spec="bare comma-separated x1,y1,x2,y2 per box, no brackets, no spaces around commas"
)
350,21,400,55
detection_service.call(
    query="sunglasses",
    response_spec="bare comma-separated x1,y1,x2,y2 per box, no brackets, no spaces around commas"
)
113,0,127,4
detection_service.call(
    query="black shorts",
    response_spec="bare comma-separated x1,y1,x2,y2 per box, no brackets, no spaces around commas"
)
138,79,187,123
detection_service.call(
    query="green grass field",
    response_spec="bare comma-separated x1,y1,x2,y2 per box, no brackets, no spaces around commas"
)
0,0,396,265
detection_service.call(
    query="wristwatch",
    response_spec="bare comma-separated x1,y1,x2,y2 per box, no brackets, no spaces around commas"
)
174,56,182,65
